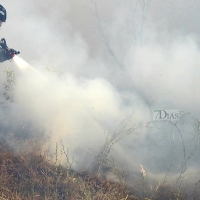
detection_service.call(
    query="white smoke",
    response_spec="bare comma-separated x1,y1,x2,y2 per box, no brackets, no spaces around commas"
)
0,0,199,193
13,55,148,169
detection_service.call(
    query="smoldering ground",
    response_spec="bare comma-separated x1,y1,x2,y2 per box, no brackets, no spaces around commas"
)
0,0,200,195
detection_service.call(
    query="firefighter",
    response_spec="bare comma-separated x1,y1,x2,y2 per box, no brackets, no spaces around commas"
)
0,4,19,63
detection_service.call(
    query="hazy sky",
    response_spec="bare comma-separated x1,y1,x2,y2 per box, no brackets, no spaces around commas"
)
0,0,200,192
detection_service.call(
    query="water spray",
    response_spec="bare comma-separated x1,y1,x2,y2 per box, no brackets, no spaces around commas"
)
0,38,46,78
0,38,47,80
13,56,46,79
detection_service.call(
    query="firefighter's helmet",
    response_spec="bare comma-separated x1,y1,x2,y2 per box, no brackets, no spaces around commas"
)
0,5,6,22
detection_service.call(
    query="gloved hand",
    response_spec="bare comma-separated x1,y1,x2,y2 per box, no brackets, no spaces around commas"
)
0,38,12,60
0,38,8,50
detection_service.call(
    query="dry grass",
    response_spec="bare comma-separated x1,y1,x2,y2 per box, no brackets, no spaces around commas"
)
0,139,139,200
0,138,192,200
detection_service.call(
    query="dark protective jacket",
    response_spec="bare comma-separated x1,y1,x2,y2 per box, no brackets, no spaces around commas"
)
0,47,11,62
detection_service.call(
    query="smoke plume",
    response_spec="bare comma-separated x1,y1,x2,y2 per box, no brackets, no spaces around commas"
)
0,0,200,193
